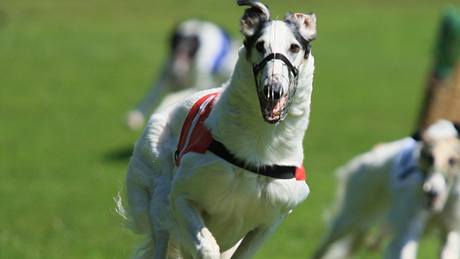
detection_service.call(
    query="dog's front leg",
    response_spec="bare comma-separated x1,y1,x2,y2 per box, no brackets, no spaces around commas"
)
440,231,460,259
230,217,284,259
385,210,428,259
150,175,173,259
171,194,220,259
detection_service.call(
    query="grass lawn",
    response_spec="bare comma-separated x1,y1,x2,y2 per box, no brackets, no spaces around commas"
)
0,0,457,258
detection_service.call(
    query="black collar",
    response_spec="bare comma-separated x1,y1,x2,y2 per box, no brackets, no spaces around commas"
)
208,139,298,179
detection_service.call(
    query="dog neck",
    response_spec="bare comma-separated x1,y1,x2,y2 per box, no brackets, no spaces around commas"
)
206,49,314,167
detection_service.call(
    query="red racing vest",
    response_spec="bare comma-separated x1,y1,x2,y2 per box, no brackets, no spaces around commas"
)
175,92,306,181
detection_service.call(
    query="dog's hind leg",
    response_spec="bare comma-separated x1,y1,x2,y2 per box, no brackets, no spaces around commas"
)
384,209,428,259
346,228,368,256
312,193,382,259
313,228,366,259
312,213,366,259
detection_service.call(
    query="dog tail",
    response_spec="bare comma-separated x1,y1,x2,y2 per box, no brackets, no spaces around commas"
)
114,191,128,222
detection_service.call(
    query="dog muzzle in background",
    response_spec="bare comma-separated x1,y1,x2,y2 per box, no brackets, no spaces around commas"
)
252,53,299,124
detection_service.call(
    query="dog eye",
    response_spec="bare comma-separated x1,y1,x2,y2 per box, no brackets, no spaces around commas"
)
448,157,457,167
255,41,265,54
289,44,300,54
421,152,434,166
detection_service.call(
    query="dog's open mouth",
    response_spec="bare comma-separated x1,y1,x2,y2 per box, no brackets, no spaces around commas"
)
263,95,288,123
426,195,438,209
425,193,445,212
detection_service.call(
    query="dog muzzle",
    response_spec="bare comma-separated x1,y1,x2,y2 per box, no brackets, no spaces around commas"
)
252,53,299,123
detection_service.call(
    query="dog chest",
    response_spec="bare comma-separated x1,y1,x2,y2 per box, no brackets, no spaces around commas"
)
177,154,309,210
174,154,310,249
203,173,308,250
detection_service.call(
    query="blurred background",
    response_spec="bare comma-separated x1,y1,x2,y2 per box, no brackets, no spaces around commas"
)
0,0,458,258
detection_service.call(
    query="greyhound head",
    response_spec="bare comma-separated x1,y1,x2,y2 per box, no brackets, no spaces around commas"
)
417,120,460,212
169,20,202,85
238,0,317,123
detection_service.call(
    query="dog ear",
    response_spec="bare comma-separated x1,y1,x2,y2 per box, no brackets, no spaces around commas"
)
284,12,317,41
454,122,460,138
238,0,270,38
411,130,422,141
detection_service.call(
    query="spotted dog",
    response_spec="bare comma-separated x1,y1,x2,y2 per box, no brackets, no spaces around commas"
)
313,120,460,259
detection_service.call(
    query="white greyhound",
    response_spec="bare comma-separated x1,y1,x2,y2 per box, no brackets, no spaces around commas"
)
121,0,317,258
313,120,460,259
126,19,240,130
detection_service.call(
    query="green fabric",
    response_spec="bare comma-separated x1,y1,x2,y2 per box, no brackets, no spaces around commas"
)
434,7,460,79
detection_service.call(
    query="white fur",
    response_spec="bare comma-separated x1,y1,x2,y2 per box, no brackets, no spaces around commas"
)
122,11,316,259
285,13,317,41
424,120,459,140
313,120,460,259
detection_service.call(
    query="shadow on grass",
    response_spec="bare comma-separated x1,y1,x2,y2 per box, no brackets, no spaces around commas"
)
104,145,133,162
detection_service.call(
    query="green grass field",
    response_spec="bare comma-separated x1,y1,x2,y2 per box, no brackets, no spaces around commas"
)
1,0,457,258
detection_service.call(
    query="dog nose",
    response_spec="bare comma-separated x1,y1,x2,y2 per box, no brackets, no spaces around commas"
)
426,189,438,199
423,182,437,197
263,83,282,100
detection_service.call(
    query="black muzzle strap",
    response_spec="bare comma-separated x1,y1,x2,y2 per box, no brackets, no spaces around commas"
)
253,53,298,77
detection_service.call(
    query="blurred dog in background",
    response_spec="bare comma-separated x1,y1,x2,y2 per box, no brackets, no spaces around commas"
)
126,19,239,130
313,120,460,259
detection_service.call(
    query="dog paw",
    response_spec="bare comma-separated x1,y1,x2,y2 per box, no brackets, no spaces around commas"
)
126,110,145,130
199,247,220,259
196,228,220,259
